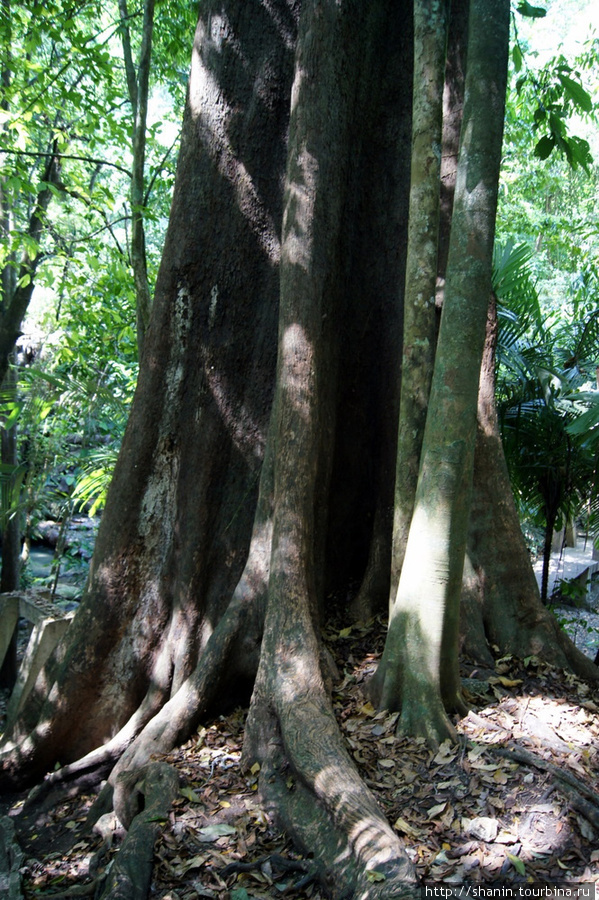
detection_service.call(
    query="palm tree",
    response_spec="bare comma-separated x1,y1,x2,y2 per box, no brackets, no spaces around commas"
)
494,246,598,601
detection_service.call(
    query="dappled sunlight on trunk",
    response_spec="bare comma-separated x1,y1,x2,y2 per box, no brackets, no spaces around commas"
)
3,3,598,898
190,23,282,265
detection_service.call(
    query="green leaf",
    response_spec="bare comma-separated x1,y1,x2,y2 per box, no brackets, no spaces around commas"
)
517,2,547,17
1,402,23,430
557,73,593,114
534,135,555,160
196,823,237,842
506,852,526,875
515,75,527,94
179,786,201,802
366,870,386,883
567,404,599,437
512,44,523,74
563,136,593,174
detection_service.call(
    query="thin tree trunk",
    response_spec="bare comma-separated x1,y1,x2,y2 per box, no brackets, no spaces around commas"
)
0,364,20,690
372,0,510,744
354,0,468,626
0,16,35,683
118,0,155,357
540,501,561,603
389,0,449,606
437,0,469,283
0,146,61,384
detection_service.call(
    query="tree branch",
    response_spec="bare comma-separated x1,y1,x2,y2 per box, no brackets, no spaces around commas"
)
0,148,131,177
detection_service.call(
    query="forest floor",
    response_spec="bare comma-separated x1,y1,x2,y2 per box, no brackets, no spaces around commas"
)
1,613,599,900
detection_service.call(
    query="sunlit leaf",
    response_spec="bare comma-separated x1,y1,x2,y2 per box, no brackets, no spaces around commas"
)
433,741,457,764
196,824,237,843
427,802,447,820
176,853,209,873
512,43,523,73
393,817,419,837
506,852,526,875
557,73,593,113
366,870,386,883
496,676,522,687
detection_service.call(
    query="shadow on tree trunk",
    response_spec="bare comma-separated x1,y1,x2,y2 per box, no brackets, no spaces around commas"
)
1,2,597,898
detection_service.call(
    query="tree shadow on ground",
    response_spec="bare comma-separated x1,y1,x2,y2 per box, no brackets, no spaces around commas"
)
1,617,598,898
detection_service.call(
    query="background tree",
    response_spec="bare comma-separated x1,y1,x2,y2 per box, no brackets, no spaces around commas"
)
0,0,191,601
496,247,599,599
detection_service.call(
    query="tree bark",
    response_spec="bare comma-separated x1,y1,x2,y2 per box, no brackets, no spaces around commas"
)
464,300,599,683
437,0,469,283
243,3,417,891
0,147,61,386
98,763,179,900
371,0,510,744
0,364,21,690
0,0,297,781
1,2,597,896
118,0,155,358
389,0,448,606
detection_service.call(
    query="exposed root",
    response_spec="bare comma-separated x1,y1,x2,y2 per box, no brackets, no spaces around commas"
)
398,698,458,748
261,760,417,898
20,761,114,820
110,599,257,785
469,737,599,835
221,852,315,891
98,762,179,900
486,742,599,809
246,670,418,898
30,881,98,899
0,815,24,900
257,745,418,899
11,724,139,806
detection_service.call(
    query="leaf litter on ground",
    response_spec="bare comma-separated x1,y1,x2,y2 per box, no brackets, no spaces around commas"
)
3,616,599,898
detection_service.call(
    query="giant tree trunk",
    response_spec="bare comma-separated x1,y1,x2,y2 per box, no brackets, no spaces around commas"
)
1,1,597,897
1,0,297,778
242,2,417,891
1,1,417,893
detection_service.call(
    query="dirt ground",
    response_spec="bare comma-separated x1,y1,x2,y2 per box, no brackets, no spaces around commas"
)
1,613,598,900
